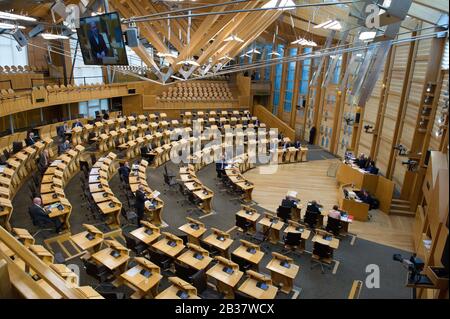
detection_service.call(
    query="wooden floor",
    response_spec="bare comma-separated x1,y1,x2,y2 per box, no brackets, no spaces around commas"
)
244,159,415,252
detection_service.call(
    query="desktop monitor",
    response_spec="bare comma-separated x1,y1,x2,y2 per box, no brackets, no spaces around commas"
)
77,12,128,66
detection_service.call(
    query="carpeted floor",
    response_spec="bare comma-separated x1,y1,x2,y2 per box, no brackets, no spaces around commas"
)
10,143,413,299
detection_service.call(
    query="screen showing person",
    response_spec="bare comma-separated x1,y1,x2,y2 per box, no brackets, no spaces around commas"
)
77,12,128,65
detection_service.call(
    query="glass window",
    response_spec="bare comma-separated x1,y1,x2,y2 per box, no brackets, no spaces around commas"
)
283,48,297,112
332,55,343,84
79,98,109,118
272,44,284,114
0,35,28,66
264,44,273,80
297,47,312,107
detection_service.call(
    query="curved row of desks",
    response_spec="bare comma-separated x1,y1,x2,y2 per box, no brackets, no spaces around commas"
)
0,139,53,231
39,145,85,231
88,153,122,228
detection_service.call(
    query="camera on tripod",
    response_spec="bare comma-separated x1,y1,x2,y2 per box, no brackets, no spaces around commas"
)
393,254,433,286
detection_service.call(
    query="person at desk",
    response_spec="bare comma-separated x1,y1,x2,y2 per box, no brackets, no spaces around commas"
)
215,155,226,178
294,141,301,149
254,118,260,127
135,184,147,226
72,119,83,128
102,111,110,120
365,160,379,175
328,205,341,220
29,197,63,233
118,161,131,184
141,144,154,163
25,131,36,146
37,150,50,174
307,200,322,214
282,141,290,151
58,140,71,155
355,189,379,210
356,153,368,168
281,196,297,209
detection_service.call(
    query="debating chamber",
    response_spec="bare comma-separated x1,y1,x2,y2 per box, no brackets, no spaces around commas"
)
0,0,448,303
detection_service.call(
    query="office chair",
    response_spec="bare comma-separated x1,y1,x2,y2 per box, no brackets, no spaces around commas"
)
190,269,208,294
310,242,333,274
148,249,172,271
283,233,302,251
235,215,252,239
124,233,147,255
96,284,126,299
326,217,342,236
231,254,252,272
83,259,112,282
174,260,197,282
199,241,220,258
276,206,292,223
234,291,252,300
304,210,319,230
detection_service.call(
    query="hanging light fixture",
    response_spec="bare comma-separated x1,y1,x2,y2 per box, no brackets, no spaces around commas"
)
0,11,36,22
177,10,200,67
224,34,244,42
268,24,281,56
41,33,69,40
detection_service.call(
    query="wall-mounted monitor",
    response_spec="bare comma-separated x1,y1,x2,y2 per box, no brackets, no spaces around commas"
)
77,12,128,65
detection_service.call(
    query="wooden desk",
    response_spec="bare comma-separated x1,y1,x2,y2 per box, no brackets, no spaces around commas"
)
76,286,104,299
258,214,285,244
177,243,212,271
120,258,162,299
70,225,104,253
91,241,129,273
193,188,214,213
178,218,207,245
311,232,340,250
203,228,233,258
130,221,161,245
338,185,370,221
0,198,12,232
152,232,185,258
155,277,200,299
266,252,300,294
237,270,278,299
283,220,311,252
231,240,264,271
206,256,243,299
236,208,261,234
336,162,379,194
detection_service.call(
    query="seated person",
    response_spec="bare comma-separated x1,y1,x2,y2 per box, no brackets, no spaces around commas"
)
38,150,50,173
118,161,131,183
307,200,322,214
365,161,379,175
294,140,302,148
29,197,63,233
328,205,341,220
355,153,367,168
355,189,379,210
281,196,297,208
72,119,83,128
140,144,155,162
58,140,71,155
103,111,110,120
25,132,36,146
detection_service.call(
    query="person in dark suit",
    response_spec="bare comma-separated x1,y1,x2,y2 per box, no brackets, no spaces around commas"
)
294,140,301,149
29,197,62,233
103,111,110,120
118,161,131,183
58,140,70,155
38,150,50,173
134,185,147,226
72,119,83,128
282,141,290,150
87,21,109,63
309,126,316,145
25,132,36,146
356,153,368,168
365,161,379,175
215,155,226,178
140,144,154,163
307,200,322,214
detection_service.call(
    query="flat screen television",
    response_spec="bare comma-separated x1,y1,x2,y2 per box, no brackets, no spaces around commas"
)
76,12,128,66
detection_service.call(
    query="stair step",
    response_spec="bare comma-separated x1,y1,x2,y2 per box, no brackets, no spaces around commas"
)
390,209,416,217
390,204,411,211
391,199,411,205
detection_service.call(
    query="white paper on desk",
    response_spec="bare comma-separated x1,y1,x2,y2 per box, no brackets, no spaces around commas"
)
50,160,63,167
152,191,160,198
126,267,140,277
0,166,5,173
132,164,139,170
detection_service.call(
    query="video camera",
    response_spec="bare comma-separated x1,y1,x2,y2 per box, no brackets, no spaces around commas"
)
393,254,433,286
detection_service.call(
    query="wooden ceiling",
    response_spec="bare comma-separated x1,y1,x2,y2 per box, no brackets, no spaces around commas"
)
0,0,447,80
